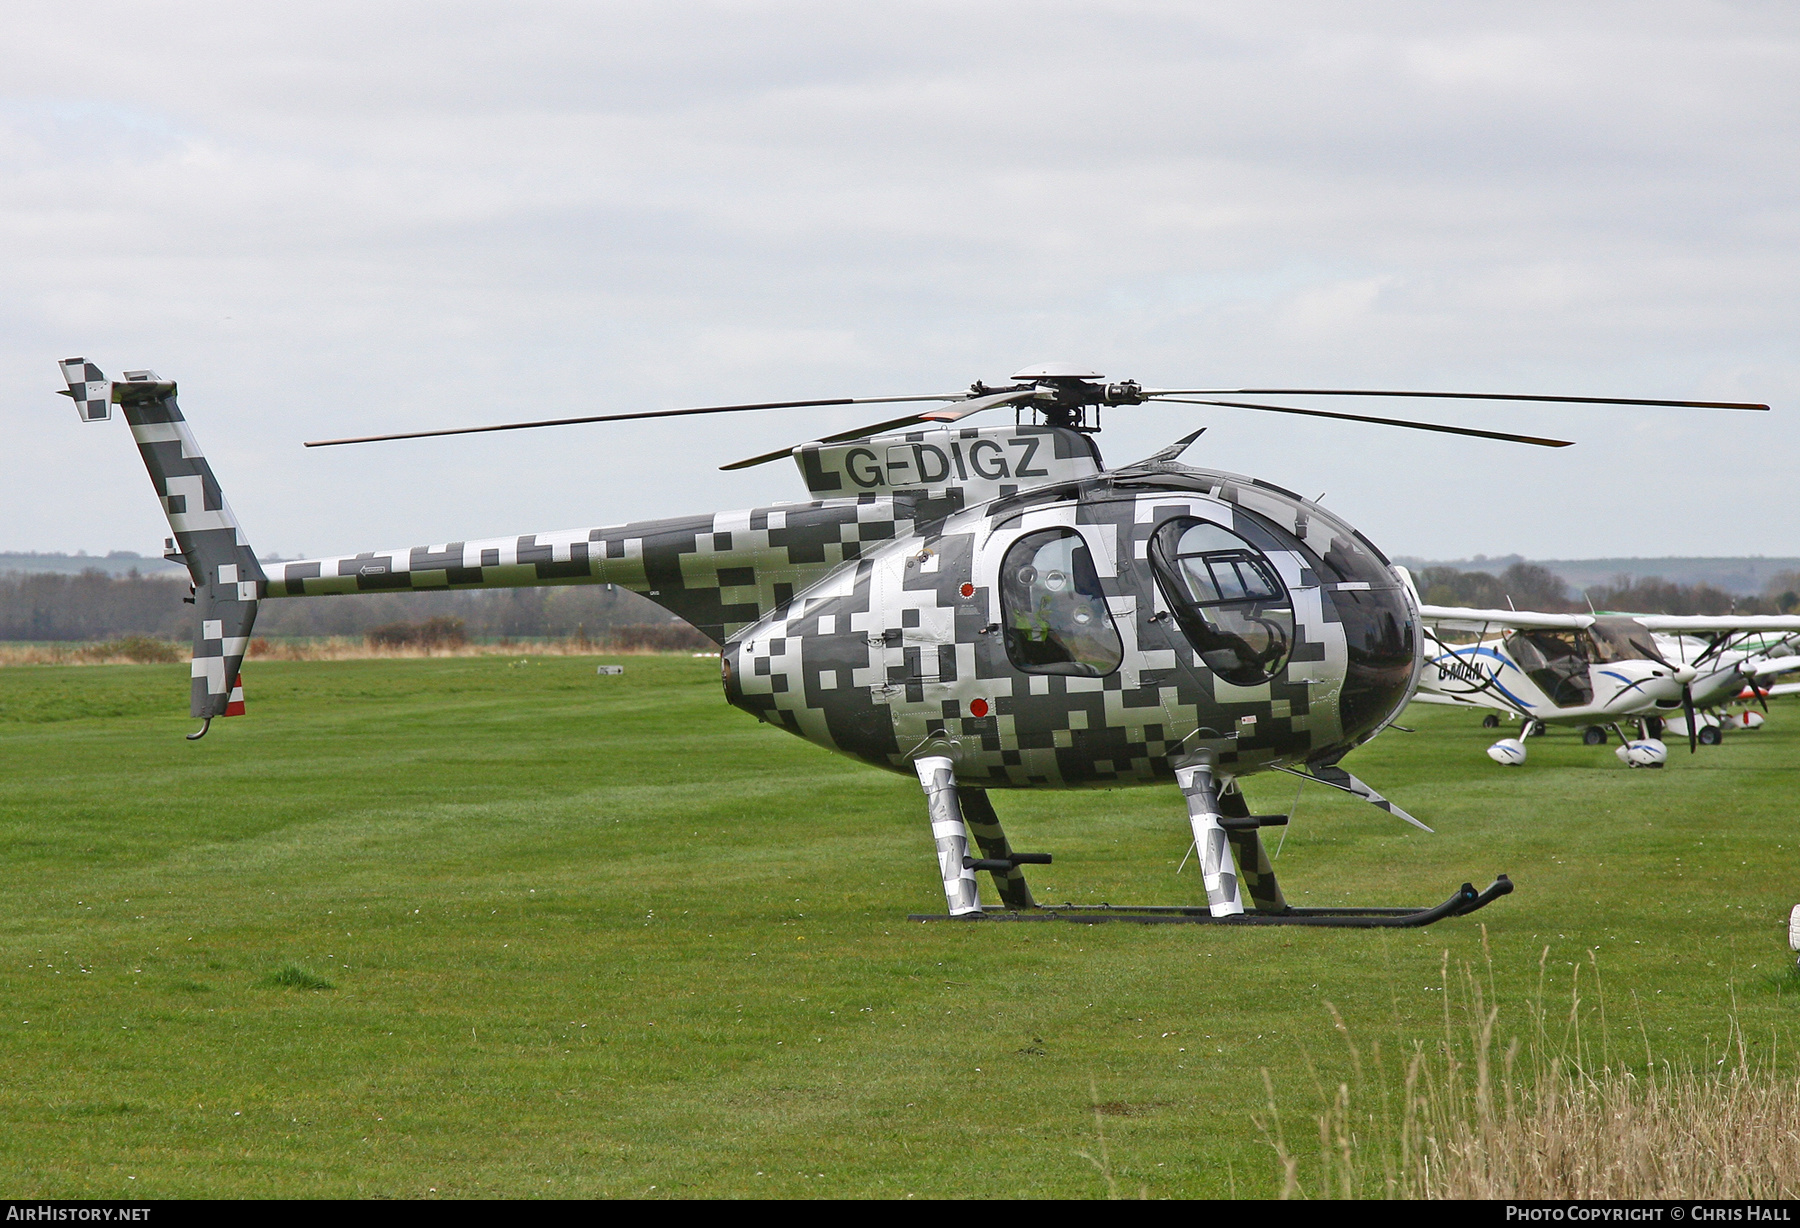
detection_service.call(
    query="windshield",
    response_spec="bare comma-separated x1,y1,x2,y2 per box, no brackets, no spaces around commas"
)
1589,617,1664,664
1149,518,1294,686
1503,629,1594,708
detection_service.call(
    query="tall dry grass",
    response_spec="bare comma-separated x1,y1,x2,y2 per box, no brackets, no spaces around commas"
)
1259,935,1800,1199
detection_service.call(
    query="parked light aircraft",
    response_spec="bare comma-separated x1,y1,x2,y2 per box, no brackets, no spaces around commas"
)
1408,589,1800,765
1654,637,1800,743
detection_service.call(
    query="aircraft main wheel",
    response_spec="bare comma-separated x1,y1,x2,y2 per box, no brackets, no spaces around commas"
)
1582,726,1608,746
1482,714,1500,728
1698,725,1722,746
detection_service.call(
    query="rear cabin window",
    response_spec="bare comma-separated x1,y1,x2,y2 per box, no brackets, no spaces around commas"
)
998,529,1123,676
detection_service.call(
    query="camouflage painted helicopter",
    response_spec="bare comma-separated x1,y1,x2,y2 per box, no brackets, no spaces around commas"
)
58,358,1768,926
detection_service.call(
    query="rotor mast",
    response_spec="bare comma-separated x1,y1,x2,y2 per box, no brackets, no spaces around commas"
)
976,364,1145,432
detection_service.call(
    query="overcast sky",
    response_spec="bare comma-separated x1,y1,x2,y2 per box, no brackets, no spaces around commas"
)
4,1,1796,563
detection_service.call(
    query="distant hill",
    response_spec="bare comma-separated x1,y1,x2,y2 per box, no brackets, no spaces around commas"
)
1392,556,1800,597
0,551,186,578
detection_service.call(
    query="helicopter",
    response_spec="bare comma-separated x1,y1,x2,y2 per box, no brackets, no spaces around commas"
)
58,358,1772,926
1409,598,1800,765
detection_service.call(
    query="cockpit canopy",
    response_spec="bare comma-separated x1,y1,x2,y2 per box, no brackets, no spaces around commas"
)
1148,518,1294,686
1500,617,1666,709
1589,616,1666,664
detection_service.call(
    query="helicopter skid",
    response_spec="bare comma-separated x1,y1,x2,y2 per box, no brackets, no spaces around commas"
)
908,874,1513,928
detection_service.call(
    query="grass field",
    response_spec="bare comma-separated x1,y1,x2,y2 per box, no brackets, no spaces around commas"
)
1,654,1797,1198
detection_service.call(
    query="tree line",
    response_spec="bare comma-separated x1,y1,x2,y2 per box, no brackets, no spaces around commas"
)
1413,562,1800,616
4,561,1796,645
0,569,698,642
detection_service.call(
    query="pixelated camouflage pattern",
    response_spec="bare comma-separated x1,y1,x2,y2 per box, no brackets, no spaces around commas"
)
724,445,1418,789
258,425,1419,796
1218,783,1288,913
63,361,265,720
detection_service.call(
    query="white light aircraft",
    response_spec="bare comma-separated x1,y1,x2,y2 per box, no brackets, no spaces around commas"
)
1404,582,1800,766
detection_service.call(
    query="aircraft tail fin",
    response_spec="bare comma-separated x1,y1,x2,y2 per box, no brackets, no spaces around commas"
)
58,357,113,422
62,360,265,723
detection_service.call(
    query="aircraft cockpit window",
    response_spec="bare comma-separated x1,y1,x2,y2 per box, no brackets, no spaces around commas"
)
998,529,1124,677
1502,629,1595,708
1589,618,1664,664
1149,518,1295,686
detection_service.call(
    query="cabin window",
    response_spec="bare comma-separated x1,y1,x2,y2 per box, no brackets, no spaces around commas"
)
1588,618,1664,664
1149,518,1295,686
1502,629,1595,708
998,529,1123,676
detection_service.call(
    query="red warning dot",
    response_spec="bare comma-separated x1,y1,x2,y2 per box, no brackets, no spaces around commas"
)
959,583,975,598
969,698,990,718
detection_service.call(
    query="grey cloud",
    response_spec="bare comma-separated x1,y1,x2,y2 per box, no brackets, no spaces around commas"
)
2,1,1796,562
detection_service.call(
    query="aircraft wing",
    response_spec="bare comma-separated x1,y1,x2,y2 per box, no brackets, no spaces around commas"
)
1750,654,1800,679
1761,681,1800,698
1420,606,1800,637
1630,615,1800,634
1417,605,1592,632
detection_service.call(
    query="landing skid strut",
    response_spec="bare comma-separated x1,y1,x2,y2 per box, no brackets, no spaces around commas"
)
908,875,1514,927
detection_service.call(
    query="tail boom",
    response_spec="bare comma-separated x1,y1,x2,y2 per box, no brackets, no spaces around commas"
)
262,497,915,645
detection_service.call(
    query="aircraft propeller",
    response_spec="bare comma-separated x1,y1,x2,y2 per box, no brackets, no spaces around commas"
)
1742,668,1771,712
1669,659,1701,754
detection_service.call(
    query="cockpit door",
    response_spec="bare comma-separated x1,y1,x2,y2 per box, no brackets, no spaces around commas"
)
866,540,956,696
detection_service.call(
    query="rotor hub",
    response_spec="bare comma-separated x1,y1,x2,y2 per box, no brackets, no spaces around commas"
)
971,367,1147,430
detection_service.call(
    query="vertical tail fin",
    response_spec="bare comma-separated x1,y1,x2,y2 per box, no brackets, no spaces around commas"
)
58,358,112,422
61,360,265,723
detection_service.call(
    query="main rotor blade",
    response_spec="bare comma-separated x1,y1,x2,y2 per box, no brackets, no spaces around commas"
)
1154,399,1574,447
718,412,942,471
718,388,1038,471
1145,388,1769,411
303,393,963,448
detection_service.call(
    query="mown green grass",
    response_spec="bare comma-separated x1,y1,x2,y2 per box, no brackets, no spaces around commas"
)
0,655,1796,1198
